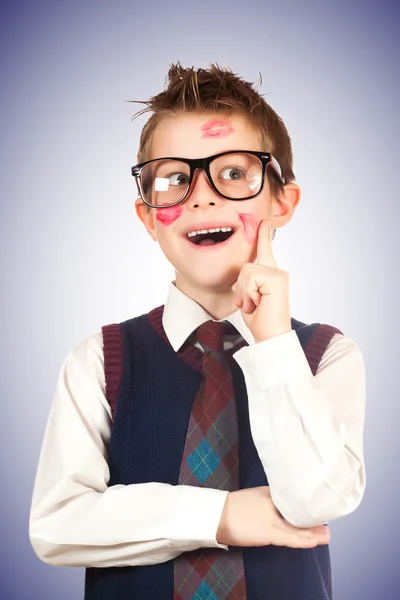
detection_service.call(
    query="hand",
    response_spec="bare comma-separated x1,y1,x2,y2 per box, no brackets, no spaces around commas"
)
232,220,291,342
216,486,330,548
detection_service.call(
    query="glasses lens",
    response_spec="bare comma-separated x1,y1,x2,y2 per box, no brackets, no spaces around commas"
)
140,159,190,206
210,153,263,199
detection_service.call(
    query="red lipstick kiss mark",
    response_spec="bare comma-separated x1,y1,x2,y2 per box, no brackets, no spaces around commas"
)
155,204,183,225
201,119,234,139
238,213,258,244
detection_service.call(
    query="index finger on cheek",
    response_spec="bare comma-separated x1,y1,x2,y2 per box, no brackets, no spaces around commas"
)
256,220,277,267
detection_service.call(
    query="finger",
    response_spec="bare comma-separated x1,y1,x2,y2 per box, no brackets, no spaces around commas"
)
247,289,261,309
233,283,242,307
231,280,241,307
272,526,328,548
232,281,243,308
242,296,256,314
277,517,329,535
241,286,259,313
310,525,331,543
271,528,318,549
240,273,263,311
297,527,330,544
256,220,277,268
235,294,243,308
276,518,330,543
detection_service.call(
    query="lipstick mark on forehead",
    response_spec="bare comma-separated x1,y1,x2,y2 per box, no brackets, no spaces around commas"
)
201,118,234,139
238,212,258,244
155,204,183,226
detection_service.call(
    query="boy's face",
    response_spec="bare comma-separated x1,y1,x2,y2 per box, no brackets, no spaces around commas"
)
136,111,299,295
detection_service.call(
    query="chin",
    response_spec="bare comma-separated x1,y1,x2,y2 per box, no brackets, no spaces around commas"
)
187,266,239,292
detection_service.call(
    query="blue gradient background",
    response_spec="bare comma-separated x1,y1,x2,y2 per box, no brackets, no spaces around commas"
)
1,0,399,598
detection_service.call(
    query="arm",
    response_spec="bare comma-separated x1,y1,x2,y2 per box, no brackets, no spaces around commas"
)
29,332,228,568
233,330,366,528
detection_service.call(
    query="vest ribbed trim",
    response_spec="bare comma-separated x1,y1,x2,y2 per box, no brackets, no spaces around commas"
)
148,305,203,372
147,305,166,341
305,323,343,375
101,323,123,418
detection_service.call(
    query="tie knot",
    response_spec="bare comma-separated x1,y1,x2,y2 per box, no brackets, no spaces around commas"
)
195,320,226,354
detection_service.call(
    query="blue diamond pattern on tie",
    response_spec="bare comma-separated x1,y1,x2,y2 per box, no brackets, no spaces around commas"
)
186,439,222,484
192,580,220,600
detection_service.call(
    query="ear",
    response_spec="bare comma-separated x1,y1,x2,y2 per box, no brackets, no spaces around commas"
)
271,183,301,229
135,198,158,241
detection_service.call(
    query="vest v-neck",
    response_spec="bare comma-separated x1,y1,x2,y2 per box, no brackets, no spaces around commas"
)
147,304,250,373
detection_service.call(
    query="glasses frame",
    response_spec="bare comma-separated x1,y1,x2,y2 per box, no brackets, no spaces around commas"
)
131,150,284,209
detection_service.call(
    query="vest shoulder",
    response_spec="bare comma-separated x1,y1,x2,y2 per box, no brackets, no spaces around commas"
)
101,305,163,332
100,311,159,416
291,317,343,338
291,317,344,375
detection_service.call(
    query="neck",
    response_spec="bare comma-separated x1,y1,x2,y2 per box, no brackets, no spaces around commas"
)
174,275,238,321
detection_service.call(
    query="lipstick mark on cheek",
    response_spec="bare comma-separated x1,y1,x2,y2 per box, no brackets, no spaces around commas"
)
155,205,183,225
238,213,259,244
200,118,234,139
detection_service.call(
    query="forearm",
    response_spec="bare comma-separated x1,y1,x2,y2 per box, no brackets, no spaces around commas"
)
30,479,228,567
268,447,365,528
233,330,366,527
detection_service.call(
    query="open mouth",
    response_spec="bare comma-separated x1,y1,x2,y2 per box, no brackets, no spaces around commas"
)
186,228,236,247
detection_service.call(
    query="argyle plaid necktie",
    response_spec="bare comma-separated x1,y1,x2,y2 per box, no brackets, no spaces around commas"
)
174,320,246,600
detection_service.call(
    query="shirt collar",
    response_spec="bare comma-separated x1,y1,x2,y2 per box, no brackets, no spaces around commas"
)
162,281,255,351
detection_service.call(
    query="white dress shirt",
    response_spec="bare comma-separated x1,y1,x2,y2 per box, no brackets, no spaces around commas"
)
29,282,366,568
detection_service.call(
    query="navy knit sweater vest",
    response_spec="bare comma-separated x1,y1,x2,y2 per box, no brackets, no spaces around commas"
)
84,305,342,600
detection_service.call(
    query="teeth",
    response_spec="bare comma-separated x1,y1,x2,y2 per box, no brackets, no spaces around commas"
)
187,226,233,238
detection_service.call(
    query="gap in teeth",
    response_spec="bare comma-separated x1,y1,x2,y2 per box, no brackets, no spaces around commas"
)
187,227,233,238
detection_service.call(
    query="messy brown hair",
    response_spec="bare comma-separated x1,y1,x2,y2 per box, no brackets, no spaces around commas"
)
131,62,295,203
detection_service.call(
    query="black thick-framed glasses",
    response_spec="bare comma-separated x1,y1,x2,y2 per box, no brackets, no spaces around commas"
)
131,150,284,209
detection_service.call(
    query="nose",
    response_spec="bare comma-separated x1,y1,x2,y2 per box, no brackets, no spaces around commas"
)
185,169,222,209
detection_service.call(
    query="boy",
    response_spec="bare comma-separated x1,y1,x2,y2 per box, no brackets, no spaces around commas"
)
29,63,366,600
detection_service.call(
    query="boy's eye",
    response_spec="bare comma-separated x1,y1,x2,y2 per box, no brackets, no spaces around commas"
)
166,172,189,186
219,167,245,181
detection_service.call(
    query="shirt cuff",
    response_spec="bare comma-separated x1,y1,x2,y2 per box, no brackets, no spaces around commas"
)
232,329,313,391
170,486,229,551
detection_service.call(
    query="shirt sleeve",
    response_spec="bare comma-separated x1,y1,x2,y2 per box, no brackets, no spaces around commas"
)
232,329,366,528
29,333,228,568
